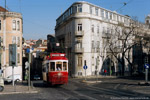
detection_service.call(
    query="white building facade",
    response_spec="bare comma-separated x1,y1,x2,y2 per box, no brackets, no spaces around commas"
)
55,1,144,77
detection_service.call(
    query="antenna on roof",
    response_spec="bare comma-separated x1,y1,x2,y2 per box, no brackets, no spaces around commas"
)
5,0,6,11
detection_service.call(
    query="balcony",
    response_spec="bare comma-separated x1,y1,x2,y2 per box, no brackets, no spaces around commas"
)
75,48,84,53
75,31,84,37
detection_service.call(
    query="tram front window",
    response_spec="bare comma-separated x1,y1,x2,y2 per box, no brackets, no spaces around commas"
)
50,62,55,71
56,62,62,71
63,62,67,71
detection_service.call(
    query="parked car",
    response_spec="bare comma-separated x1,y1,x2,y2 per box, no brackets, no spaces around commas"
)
0,76,4,92
4,74,21,83
33,74,41,80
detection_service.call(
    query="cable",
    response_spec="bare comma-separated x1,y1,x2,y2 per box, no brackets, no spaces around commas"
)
116,0,134,12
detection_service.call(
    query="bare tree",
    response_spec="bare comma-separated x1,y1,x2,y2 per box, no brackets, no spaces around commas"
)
104,19,150,76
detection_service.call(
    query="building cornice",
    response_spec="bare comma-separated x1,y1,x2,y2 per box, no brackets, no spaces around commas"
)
0,12,22,18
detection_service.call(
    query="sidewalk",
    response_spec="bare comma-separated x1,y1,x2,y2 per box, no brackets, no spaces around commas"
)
0,82,38,95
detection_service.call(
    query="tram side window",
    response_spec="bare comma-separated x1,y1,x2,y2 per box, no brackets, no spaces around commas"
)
56,62,62,71
50,62,55,71
63,62,67,71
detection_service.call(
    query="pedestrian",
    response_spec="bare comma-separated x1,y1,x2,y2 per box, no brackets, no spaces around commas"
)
104,69,107,76
0,64,2,77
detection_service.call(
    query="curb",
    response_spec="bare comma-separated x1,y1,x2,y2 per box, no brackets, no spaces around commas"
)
0,90,38,95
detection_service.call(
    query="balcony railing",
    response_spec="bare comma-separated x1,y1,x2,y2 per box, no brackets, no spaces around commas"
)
75,31,84,37
75,48,84,53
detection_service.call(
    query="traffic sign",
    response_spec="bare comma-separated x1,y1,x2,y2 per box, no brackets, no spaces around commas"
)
144,64,149,69
83,65,87,70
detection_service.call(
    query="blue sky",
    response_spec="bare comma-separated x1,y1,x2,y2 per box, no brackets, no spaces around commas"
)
1,0,150,40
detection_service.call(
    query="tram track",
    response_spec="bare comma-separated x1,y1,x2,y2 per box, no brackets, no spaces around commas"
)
66,79,150,99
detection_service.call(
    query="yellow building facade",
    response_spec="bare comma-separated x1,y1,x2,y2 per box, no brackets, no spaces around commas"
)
0,7,22,79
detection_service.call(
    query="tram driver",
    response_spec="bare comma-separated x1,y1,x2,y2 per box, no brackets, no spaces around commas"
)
57,64,61,71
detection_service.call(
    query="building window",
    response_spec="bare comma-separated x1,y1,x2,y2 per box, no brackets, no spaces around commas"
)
117,15,120,21
70,7,72,14
12,36,16,44
92,41,94,48
92,57,94,65
120,16,122,22
103,27,106,33
101,9,104,18
113,14,116,21
12,20,16,30
110,12,113,20
78,57,82,66
17,53,20,63
73,5,77,13
17,21,20,31
0,20,1,30
107,28,110,33
77,4,82,12
17,37,20,47
106,11,109,19
97,26,99,34
97,41,100,48
78,24,82,31
90,6,93,14
91,25,94,32
77,41,82,49
95,8,98,16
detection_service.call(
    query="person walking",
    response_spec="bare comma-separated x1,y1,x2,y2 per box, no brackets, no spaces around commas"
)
104,69,107,76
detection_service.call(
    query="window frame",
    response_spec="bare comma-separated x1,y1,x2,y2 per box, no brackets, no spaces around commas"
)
0,20,1,30
17,20,20,31
77,4,82,12
12,20,16,30
77,24,82,31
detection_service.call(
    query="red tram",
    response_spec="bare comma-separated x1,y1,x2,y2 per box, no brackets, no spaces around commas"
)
42,53,68,85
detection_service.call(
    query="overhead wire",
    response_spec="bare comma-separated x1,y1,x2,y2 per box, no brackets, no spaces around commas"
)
116,0,134,12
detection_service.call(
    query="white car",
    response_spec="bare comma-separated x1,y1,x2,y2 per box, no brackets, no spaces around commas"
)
4,74,21,83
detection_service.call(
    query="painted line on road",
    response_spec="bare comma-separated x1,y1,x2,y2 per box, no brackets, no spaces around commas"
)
114,84,120,90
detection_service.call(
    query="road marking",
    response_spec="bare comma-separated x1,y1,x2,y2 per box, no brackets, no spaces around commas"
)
114,84,120,90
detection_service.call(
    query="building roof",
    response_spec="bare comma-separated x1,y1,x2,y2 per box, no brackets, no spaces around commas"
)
0,6,8,12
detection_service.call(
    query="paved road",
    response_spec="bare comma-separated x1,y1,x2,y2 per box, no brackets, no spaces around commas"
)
0,78,150,100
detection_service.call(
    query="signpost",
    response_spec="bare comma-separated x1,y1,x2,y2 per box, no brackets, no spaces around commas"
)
144,64,149,84
9,44,17,87
83,60,87,81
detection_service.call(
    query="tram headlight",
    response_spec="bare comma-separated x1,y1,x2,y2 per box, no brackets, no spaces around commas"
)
58,72,62,76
